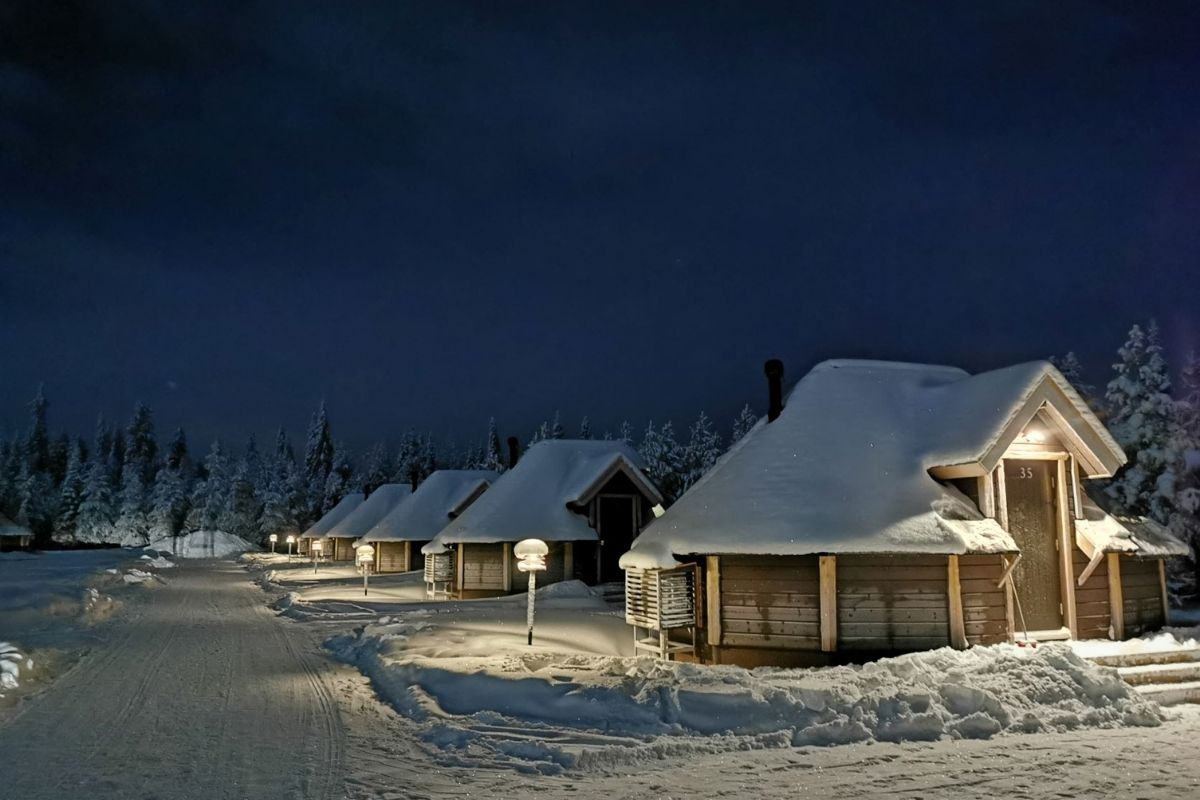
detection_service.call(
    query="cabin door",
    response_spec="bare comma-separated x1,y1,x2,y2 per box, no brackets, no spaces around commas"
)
1003,459,1064,632
597,495,637,583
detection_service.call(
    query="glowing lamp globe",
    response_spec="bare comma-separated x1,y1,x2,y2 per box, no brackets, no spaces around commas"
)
514,538,548,573
269,534,278,543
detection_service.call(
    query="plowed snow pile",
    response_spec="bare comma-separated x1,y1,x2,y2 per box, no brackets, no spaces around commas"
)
328,590,1164,774
145,530,257,558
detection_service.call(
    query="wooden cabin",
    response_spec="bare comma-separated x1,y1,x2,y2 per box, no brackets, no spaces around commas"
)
323,483,411,562
358,470,497,573
296,492,365,558
423,439,662,599
622,359,1189,666
0,513,33,551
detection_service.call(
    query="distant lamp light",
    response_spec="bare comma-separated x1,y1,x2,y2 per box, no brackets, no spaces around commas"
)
311,538,325,574
514,538,549,646
285,534,296,561
356,544,376,597
269,533,278,553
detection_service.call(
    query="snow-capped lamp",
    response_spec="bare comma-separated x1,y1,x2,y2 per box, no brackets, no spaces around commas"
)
311,538,324,574
356,544,376,597
269,533,278,553
514,538,549,646
285,534,296,561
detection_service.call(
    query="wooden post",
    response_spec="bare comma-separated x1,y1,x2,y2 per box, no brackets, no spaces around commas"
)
1107,553,1124,640
819,555,837,652
995,464,1009,530
979,473,995,518
502,542,512,593
947,555,967,649
705,556,721,649
563,542,574,582
1158,559,1169,626
1057,458,1078,637
456,543,465,599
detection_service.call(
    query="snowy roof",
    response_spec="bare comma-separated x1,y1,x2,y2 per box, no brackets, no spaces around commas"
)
0,512,31,538
324,483,413,539
359,470,498,544
1075,495,1190,558
301,492,365,539
424,440,661,552
623,359,1121,566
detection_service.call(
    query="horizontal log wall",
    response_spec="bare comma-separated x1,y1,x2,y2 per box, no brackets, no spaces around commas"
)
375,541,409,573
1072,547,1111,639
461,543,506,590
836,555,951,651
957,554,1009,645
717,555,821,651
332,537,355,561
1121,557,1165,636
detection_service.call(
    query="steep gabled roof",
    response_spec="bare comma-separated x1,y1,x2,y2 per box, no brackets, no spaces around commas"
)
325,483,412,539
359,470,499,544
624,359,1124,566
424,440,660,552
0,512,31,538
301,492,365,539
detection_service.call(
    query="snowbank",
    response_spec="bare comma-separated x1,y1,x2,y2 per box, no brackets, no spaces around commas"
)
145,530,258,558
327,595,1163,774
0,642,31,694
1070,627,1200,660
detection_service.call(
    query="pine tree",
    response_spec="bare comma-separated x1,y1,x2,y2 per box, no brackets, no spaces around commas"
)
148,461,189,543
322,445,355,512
618,421,634,445
75,457,115,543
125,402,158,484
529,420,549,448
48,433,70,486
199,440,232,532
359,441,394,495
165,427,189,471
681,412,723,492
225,436,263,542
1105,321,1174,519
258,453,298,542
419,434,437,484
24,386,50,475
579,416,592,440
480,418,505,472
54,439,87,542
303,400,335,518
0,438,21,518
639,421,684,504
730,404,758,443
1167,352,1200,597
113,467,150,546
550,411,564,440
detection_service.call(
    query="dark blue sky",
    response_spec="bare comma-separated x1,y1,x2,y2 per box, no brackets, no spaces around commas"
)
2,2,1199,450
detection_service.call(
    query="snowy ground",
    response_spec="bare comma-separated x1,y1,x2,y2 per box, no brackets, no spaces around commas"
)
1,557,1198,798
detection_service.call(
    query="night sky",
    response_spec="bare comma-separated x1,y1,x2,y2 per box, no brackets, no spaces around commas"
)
3,2,1199,450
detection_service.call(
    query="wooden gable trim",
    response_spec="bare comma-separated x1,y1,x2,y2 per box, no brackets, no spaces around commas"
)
572,458,663,509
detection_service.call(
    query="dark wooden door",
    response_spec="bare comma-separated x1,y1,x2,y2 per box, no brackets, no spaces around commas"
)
598,496,637,583
1004,459,1063,631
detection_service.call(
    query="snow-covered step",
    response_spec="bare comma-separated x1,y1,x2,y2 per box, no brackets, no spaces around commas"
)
1088,647,1200,669
1118,661,1200,686
1133,680,1200,706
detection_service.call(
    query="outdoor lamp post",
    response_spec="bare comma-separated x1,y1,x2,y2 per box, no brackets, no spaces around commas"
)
514,538,548,646
356,544,375,597
311,538,324,574
269,533,278,553
286,534,296,562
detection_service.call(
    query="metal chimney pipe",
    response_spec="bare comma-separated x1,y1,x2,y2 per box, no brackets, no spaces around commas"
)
507,436,520,469
765,359,785,422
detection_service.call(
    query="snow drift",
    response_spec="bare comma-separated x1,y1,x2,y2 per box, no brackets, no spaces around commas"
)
328,604,1165,773
145,530,257,558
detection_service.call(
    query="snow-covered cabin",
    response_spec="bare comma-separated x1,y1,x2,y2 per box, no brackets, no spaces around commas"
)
321,483,413,561
621,359,1188,666
423,440,663,598
0,513,33,551
296,492,365,556
357,470,498,573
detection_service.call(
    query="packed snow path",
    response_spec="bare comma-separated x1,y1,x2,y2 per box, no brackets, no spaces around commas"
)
0,560,345,799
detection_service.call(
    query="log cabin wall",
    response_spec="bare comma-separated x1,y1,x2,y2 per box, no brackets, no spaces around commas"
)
460,542,506,596
957,555,1009,645
332,537,355,561
710,554,825,668
1121,557,1165,635
375,541,408,573
1071,547,1112,639
836,555,951,651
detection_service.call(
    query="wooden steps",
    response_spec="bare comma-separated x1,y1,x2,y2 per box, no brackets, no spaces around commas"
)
1083,646,1200,706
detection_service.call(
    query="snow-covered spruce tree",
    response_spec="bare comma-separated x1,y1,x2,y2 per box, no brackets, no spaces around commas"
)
528,420,549,448
48,433,70,486
1050,351,1097,409
731,403,758,443
358,441,394,495
17,386,56,543
165,427,189,471
681,412,723,493
322,445,355,512
550,411,564,440
0,438,22,518
148,458,190,543
54,439,87,542
258,454,298,543
618,420,634,445
459,441,480,470
579,416,592,439
125,402,158,484
303,401,335,519
113,467,150,546
419,433,438,485
479,418,505,472
1105,321,1174,519
639,421,684,504
223,436,263,542
199,440,232,532
1166,352,1200,598
75,457,116,543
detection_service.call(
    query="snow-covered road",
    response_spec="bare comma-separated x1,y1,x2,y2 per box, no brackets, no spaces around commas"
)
0,560,344,799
